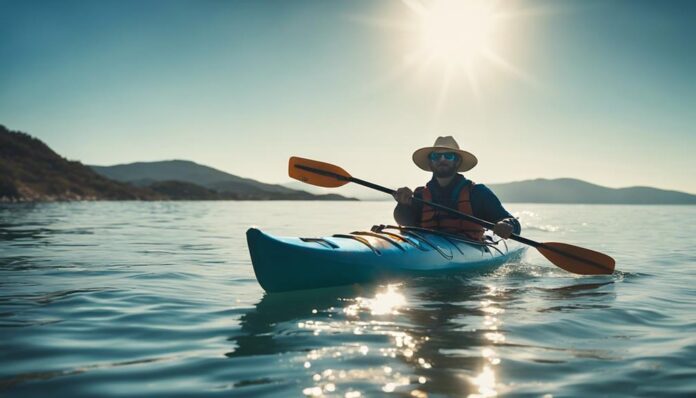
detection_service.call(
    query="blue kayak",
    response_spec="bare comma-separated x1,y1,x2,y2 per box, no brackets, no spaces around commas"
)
246,225,526,293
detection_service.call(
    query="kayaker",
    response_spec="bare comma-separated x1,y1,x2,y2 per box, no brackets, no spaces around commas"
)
393,136,520,240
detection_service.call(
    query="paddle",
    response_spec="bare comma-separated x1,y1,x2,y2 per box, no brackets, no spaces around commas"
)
288,156,616,276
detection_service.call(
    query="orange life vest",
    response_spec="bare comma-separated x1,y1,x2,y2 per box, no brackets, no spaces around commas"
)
419,179,485,241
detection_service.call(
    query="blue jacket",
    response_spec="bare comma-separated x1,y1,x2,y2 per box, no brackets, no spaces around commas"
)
394,174,521,234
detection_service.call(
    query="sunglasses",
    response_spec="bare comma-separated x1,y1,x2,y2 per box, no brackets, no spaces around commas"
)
429,152,458,161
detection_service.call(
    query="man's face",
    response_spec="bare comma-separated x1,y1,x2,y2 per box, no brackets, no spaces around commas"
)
429,152,460,178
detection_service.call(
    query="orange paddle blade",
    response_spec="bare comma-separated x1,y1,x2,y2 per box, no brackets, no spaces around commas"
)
537,242,616,275
288,157,352,188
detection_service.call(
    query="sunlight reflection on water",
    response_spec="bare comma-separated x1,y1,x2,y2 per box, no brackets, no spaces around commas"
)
467,285,503,398
344,284,407,316
300,284,425,397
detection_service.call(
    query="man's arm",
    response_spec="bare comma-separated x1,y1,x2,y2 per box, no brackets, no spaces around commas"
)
393,187,423,226
472,184,521,235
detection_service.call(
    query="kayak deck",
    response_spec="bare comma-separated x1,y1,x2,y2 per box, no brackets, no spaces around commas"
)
247,225,526,293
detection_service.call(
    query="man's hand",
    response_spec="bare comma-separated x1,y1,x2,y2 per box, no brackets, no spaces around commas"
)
493,221,513,239
393,187,413,205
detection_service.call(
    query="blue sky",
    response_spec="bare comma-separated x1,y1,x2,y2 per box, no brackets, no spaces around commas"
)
1,0,695,194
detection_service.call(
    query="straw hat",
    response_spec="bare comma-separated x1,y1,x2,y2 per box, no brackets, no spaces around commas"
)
412,136,478,172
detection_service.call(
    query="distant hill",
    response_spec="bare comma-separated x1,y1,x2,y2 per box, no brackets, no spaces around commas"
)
286,178,696,204
90,160,356,201
488,178,696,205
147,180,226,200
0,125,354,202
281,181,388,201
0,125,160,201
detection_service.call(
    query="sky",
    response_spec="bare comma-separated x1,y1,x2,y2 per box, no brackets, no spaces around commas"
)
1,0,695,196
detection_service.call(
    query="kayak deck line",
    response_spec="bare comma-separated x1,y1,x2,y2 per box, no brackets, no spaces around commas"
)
299,237,339,249
297,224,508,259
376,224,509,257
400,230,454,260
375,224,500,247
366,229,424,250
350,231,406,251
332,234,382,255
441,235,465,255
346,228,455,260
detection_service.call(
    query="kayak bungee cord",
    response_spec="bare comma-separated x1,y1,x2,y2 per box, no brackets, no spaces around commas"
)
375,224,508,257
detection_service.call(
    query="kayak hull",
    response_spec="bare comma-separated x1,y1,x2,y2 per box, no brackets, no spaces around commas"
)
246,226,526,293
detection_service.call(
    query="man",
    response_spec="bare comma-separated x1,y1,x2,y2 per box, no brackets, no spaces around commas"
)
393,136,520,240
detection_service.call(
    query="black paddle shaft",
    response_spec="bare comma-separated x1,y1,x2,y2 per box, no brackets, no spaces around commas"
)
294,163,613,273
347,176,537,242
294,164,513,238
351,176,616,273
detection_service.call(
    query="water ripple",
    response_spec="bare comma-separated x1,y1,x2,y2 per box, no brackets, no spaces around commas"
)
0,202,694,397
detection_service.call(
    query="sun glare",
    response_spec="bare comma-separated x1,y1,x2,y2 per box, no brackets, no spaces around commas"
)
418,0,500,67
394,0,530,106
351,0,534,110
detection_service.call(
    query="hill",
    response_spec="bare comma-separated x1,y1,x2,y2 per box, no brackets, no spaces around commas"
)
0,125,160,201
0,125,354,202
90,160,356,200
281,181,387,201
488,178,696,205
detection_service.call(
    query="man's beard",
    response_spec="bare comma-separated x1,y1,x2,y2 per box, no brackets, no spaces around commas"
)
433,163,457,178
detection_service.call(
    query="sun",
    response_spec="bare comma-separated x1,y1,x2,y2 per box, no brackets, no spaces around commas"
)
396,0,528,104
417,0,500,68
349,0,533,109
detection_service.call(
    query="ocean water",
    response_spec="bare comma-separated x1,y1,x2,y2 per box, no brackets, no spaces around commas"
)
0,201,694,397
